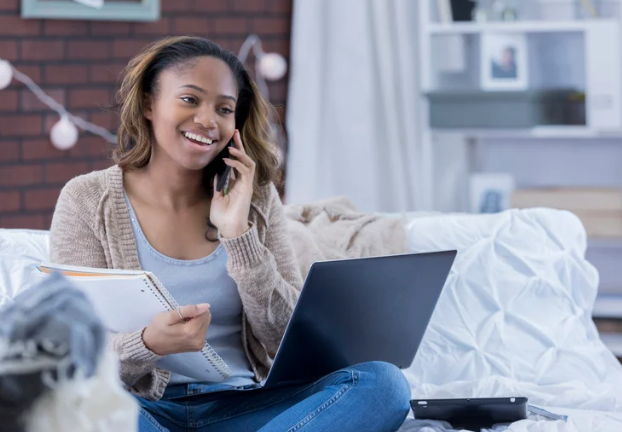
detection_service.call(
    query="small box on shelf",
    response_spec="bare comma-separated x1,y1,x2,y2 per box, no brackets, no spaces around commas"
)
511,188,622,238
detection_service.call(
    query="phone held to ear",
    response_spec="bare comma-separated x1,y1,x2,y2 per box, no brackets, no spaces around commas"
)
216,138,234,195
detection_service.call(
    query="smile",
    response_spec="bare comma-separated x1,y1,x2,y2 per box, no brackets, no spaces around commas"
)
182,131,217,146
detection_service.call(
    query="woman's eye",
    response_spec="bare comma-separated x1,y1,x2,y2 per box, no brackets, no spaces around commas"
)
219,107,234,114
181,96,198,105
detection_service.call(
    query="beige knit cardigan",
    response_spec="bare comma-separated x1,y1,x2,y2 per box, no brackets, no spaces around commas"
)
49,165,303,401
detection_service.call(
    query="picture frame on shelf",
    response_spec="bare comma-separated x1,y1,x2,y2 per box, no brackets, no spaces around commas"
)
469,173,516,214
480,32,528,91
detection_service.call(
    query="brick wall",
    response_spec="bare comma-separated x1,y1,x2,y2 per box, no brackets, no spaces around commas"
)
0,0,292,229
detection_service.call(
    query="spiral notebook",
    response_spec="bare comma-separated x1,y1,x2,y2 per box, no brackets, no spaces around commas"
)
37,262,232,383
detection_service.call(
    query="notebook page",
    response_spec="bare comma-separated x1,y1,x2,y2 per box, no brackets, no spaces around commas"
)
60,274,172,333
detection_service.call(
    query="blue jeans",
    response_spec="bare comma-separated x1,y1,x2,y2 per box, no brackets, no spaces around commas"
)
137,361,410,432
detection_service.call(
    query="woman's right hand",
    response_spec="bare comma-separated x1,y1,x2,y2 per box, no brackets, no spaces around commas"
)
142,303,211,356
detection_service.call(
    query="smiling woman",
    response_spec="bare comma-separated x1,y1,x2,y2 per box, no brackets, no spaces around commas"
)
48,36,411,432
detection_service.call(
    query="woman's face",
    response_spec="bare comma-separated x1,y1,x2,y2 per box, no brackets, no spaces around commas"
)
144,56,238,171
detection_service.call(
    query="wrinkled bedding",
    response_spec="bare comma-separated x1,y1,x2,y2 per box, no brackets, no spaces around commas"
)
2,207,622,432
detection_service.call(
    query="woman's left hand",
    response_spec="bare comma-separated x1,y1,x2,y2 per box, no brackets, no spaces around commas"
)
210,129,256,238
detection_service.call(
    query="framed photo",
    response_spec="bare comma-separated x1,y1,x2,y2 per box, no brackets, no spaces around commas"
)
21,0,160,22
469,173,515,214
480,32,528,91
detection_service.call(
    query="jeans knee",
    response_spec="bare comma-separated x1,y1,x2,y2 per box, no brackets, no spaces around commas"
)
366,361,411,405
355,361,411,430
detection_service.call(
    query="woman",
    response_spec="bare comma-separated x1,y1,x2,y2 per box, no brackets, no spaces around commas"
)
49,36,410,432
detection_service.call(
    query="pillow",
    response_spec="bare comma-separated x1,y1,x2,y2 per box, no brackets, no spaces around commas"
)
403,208,622,410
0,229,50,308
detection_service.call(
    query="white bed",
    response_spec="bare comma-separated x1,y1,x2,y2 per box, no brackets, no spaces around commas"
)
395,208,622,431
1,207,621,431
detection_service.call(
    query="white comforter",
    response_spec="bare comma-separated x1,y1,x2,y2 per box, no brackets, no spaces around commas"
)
2,209,622,432
395,208,622,432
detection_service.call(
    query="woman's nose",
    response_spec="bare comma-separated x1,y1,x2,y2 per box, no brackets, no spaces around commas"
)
193,107,217,129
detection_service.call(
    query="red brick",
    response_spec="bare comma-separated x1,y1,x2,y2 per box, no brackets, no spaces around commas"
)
194,0,228,12
268,0,292,14
251,17,290,35
21,88,66,112
42,212,54,230
0,90,18,111
134,18,171,36
45,162,89,184
0,164,43,186
0,41,18,61
208,17,249,36
24,188,61,211
44,20,88,36
0,141,19,162
68,135,112,158
44,65,89,85
0,214,46,229
69,89,112,110
22,138,67,161
11,65,42,83
113,39,150,59
90,111,120,132
162,0,193,12
173,17,210,35
0,115,43,137
21,40,64,61
232,0,266,12
269,80,288,104
0,0,19,11
213,37,246,53
262,38,290,57
90,21,132,36
90,62,126,84
0,191,20,212
0,15,41,36
67,40,111,60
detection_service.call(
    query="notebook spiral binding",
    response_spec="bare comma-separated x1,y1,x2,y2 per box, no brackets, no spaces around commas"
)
144,274,232,380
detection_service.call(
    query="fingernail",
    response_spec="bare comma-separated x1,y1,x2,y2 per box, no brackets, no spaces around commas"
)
197,303,210,312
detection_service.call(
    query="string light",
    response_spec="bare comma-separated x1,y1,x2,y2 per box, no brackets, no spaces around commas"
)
0,57,117,150
0,60,12,90
0,36,287,152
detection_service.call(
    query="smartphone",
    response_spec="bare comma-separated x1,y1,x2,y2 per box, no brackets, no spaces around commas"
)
410,397,528,430
216,138,234,194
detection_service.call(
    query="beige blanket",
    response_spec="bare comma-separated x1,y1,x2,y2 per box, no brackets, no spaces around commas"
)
284,197,410,279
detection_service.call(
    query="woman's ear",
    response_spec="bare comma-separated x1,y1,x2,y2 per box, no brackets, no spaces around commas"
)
143,94,153,121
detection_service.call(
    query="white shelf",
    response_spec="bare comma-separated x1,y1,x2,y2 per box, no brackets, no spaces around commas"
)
600,333,622,357
427,19,616,35
593,294,622,319
431,126,622,139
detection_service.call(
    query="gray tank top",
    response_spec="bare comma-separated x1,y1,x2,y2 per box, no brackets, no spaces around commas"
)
123,191,255,387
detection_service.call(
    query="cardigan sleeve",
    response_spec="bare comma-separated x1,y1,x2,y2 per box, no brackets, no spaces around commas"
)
49,178,169,401
219,183,303,355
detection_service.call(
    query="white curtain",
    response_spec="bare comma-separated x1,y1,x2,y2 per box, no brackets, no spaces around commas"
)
285,0,429,212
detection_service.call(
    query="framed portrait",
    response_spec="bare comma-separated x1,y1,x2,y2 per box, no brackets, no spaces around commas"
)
480,32,528,91
21,0,160,22
469,173,516,214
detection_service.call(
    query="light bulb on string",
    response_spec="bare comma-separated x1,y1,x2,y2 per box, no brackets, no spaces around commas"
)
258,53,288,81
50,116,79,150
0,59,13,90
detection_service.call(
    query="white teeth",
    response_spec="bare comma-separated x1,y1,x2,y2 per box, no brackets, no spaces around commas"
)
184,132,212,145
